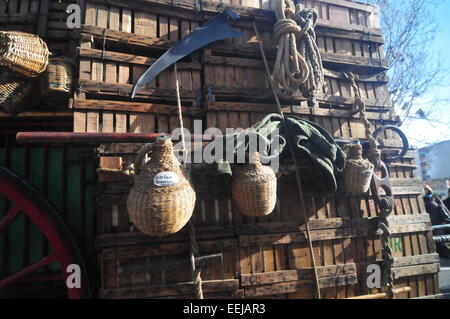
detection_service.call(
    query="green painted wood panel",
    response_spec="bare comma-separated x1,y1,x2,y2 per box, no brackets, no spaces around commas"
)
0,146,96,277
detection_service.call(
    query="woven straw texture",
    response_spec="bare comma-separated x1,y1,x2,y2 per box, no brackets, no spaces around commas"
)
40,57,74,107
0,31,50,77
231,152,277,217
342,144,374,193
41,57,74,93
0,71,34,114
127,138,196,237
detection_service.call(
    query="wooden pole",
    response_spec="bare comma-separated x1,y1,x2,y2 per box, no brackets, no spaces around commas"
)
345,287,411,299
252,19,322,300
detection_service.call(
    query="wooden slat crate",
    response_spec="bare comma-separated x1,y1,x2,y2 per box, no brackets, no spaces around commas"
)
45,0,80,56
206,101,395,139
203,52,390,106
78,0,202,97
93,167,438,298
74,1,204,153
73,105,203,156
0,0,47,35
135,0,381,31
202,11,387,73
0,0,78,111
98,237,241,298
0,0,81,54
69,0,440,299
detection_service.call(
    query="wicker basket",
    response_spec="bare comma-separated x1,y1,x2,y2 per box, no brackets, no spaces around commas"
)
0,71,34,114
127,137,196,237
342,144,374,193
0,31,50,77
231,152,277,217
40,57,74,107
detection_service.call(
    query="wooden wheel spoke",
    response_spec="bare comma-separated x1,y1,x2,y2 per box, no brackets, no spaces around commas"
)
0,166,89,298
0,204,22,233
0,254,58,289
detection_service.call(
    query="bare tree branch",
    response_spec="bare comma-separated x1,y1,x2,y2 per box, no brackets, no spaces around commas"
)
360,0,448,126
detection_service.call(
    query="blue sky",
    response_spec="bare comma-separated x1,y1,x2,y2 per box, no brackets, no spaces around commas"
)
432,1,450,59
401,0,450,148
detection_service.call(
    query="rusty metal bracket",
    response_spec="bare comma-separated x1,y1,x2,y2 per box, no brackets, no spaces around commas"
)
370,161,393,209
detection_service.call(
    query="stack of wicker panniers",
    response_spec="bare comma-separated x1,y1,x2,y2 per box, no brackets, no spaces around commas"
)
0,0,83,114
72,0,440,299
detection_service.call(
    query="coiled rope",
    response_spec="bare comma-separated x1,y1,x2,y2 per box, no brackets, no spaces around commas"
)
273,0,323,99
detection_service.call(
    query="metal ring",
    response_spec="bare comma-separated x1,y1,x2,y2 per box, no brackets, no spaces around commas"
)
373,126,409,163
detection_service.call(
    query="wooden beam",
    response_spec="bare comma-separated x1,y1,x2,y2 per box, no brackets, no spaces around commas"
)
0,112,72,118
78,48,201,70
206,101,395,120
206,87,392,108
100,279,240,298
0,14,38,24
240,263,357,286
74,99,204,117
77,79,197,100
393,263,440,279
99,238,238,259
346,287,411,299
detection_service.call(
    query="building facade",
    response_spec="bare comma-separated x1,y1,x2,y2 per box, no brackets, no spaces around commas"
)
418,140,450,197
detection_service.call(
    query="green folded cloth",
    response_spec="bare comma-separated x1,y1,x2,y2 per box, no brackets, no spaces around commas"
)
217,113,346,194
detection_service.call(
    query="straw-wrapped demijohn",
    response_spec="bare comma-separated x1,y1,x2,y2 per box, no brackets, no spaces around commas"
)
40,57,74,108
127,137,196,237
231,152,277,216
342,143,374,193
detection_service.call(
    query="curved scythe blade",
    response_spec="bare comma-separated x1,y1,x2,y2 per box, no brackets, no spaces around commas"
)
131,9,243,98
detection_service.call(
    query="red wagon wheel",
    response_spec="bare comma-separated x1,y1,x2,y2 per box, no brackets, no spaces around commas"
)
0,166,91,298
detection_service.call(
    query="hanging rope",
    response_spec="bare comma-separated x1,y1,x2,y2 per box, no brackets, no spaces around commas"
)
253,19,322,300
344,72,381,168
376,197,396,299
174,63,188,164
174,63,204,299
273,0,323,100
345,71,395,299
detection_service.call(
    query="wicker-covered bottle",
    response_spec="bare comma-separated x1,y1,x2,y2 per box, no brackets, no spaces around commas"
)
342,143,374,193
40,57,74,108
231,152,277,216
0,31,50,77
127,137,196,237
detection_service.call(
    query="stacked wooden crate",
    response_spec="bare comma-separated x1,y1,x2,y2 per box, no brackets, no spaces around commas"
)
0,0,79,55
0,0,80,114
74,0,203,150
73,0,440,299
0,0,48,36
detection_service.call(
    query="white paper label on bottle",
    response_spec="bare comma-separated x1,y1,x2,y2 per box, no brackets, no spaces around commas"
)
153,172,179,187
